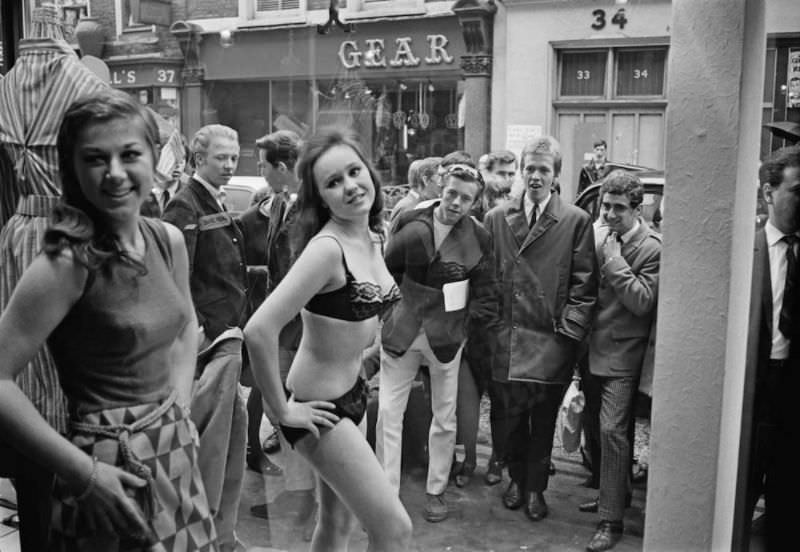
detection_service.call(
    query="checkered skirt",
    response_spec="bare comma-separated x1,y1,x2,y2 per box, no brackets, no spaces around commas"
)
50,397,218,551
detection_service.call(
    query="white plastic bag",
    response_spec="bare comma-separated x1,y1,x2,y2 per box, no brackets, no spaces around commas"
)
558,378,585,454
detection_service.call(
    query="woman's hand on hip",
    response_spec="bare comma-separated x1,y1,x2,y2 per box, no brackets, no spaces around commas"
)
280,396,340,439
77,461,152,540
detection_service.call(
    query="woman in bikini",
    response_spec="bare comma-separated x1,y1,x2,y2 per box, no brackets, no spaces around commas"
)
244,128,413,551
0,90,216,550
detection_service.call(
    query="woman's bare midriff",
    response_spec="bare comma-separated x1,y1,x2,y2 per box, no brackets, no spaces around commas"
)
286,309,378,401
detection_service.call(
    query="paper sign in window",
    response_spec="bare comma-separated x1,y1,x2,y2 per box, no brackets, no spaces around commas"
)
443,280,469,312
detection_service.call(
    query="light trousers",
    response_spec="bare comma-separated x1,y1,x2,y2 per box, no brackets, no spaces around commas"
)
192,328,248,548
376,331,463,496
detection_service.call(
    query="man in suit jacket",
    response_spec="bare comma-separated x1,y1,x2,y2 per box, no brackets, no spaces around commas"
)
578,139,614,195
745,146,800,551
140,160,189,218
483,136,598,522
580,171,661,552
377,163,498,523
162,124,248,552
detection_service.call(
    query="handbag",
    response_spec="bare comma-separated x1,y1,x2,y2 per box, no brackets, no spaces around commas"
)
558,376,585,454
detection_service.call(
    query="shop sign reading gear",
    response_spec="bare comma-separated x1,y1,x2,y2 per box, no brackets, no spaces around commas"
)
338,35,454,70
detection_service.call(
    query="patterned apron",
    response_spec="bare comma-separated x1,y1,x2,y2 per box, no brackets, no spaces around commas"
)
50,391,218,551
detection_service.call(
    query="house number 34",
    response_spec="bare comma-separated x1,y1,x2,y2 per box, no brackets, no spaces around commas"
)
591,8,628,31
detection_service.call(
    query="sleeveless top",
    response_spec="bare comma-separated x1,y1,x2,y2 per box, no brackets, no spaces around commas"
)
305,236,401,322
48,218,191,416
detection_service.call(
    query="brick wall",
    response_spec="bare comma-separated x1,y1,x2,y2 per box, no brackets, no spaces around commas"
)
187,0,237,20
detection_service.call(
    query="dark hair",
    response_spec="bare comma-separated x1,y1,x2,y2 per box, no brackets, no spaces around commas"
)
440,150,474,169
293,127,385,255
520,136,563,177
486,150,517,172
600,170,644,208
441,163,485,198
256,129,301,171
593,139,608,149
759,146,800,189
45,90,160,273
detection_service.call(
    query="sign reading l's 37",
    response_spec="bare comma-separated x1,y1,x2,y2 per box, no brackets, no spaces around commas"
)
338,35,454,69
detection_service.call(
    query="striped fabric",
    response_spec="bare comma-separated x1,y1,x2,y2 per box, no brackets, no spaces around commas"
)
0,195,68,433
0,37,108,226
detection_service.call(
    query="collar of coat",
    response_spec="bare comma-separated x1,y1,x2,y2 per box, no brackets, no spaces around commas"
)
502,191,564,250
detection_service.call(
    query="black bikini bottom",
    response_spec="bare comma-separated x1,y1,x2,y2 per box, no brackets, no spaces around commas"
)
279,377,368,447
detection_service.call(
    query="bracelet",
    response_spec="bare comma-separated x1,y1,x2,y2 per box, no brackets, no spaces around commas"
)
75,456,98,501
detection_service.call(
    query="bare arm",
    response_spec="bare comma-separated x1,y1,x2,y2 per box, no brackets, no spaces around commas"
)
243,235,343,436
163,222,198,408
0,252,150,534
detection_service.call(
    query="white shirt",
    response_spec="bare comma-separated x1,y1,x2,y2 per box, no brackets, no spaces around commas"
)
432,210,454,250
765,220,797,359
152,181,179,211
194,174,227,211
524,191,552,227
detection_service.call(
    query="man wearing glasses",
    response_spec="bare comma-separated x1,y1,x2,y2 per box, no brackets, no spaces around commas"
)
484,136,598,523
376,162,499,523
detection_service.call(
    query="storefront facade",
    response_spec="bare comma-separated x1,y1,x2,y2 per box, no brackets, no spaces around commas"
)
186,14,471,183
494,0,673,201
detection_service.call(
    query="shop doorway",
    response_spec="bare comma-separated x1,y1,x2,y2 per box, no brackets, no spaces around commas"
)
556,108,665,200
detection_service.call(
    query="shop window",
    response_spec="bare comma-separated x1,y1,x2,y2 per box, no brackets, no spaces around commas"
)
560,51,606,97
615,49,666,97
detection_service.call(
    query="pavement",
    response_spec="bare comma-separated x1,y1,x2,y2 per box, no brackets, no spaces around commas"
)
233,415,647,552
0,407,648,552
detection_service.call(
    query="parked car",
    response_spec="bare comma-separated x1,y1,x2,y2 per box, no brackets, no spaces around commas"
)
574,167,768,232
222,176,270,214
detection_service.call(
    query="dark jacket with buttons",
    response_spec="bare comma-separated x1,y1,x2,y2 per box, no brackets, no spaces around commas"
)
484,193,598,384
163,178,248,341
382,202,499,363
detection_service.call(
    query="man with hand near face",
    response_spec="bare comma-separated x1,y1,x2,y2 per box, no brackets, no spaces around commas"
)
163,124,249,552
580,171,661,551
377,163,498,523
483,136,597,524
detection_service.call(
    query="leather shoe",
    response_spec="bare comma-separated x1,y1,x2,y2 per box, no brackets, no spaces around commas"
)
485,457,504,486
502,481,524,510
586,520,623,551
525,492,548,521
578,494,632,513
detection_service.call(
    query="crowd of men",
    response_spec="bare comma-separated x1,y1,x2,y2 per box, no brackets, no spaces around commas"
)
2,85,795,552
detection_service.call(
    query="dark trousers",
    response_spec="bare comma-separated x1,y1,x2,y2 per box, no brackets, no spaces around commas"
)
0,445,53,551
747,358,796,551
505,382,566,494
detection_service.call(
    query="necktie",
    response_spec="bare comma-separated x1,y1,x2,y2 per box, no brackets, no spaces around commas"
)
779,234,797,337
529,204,538,229
162,189,170,211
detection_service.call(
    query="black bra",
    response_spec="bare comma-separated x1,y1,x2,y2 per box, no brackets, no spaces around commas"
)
305,237,401,322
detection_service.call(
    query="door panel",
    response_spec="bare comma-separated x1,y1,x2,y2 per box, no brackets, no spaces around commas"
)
638,113,665,169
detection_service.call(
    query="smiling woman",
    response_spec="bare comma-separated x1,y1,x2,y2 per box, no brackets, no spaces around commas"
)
0,89,218,551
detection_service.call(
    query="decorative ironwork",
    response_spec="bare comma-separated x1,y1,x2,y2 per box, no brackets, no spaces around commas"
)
461,54,492,76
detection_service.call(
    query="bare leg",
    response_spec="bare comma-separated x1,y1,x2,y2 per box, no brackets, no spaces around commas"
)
298,418,413,552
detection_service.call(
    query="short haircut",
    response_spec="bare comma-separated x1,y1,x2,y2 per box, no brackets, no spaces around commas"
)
440,150,475,169
759,146,800,189
255,129,301,171
418,156,442,182
486,150,517,172
520,136,562,176
406,159,423,190
600,170,644,209
441,163,485,197
191,124,238,159
593,139,608,149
